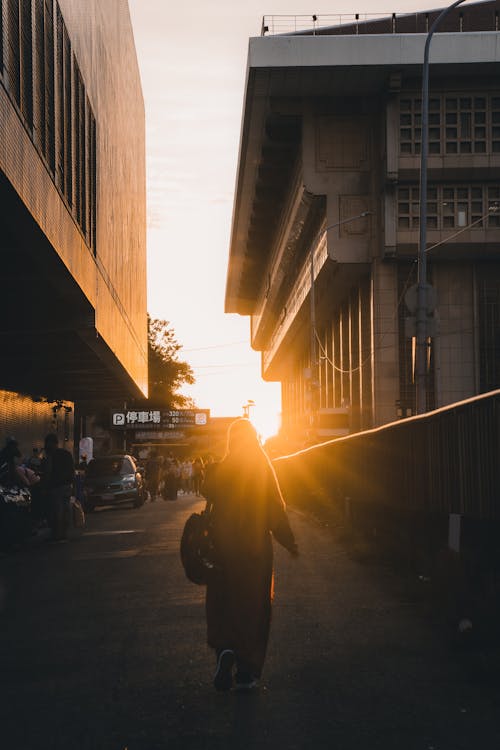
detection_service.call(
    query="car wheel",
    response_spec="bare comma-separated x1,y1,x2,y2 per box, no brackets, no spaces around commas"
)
133,491,144,508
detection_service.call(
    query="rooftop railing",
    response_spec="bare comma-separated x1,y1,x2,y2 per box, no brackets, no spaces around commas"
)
260,5,500,36
261,13,394,35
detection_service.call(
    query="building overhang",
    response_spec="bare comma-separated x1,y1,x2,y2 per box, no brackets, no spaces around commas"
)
0,173,146,402
225,31,500,315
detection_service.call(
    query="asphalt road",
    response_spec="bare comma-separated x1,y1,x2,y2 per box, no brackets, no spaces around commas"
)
1,494,499,750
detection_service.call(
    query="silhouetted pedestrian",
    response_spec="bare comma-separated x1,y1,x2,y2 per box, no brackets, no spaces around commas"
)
0,438,28,488
192,456,204,496
202,418,298,691
41,433,75,541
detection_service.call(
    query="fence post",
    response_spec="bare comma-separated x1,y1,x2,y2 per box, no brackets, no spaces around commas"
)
448,513,462,553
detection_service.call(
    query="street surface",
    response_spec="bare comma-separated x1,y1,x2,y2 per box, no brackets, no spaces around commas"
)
1,495,499,750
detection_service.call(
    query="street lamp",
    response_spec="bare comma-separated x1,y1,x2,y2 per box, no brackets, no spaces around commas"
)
416,0,469,414
242,399,255,419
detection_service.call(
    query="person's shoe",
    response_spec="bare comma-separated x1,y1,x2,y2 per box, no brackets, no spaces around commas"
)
234,671,259,691
213,649,235,691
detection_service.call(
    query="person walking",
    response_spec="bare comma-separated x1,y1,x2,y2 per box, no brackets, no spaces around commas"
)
202,418,298,692
41,433,75,541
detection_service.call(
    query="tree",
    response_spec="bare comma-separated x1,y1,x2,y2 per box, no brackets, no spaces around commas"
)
148,316,195,407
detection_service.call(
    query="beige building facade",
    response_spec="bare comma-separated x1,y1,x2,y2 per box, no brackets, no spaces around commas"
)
0,0,147,451
226,2,500,446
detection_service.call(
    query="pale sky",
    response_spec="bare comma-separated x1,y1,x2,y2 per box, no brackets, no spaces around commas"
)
127,0,434,439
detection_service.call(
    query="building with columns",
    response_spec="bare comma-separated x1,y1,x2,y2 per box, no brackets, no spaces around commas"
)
225,1,500,446
0,0,147,453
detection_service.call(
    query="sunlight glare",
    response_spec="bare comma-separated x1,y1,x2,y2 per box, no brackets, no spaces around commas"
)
251,403,281,444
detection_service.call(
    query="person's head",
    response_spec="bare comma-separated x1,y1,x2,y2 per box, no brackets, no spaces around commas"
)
44,433,59,453
226,418,261,457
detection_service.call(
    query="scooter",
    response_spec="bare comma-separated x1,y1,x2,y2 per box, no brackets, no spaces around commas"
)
0,482,32,551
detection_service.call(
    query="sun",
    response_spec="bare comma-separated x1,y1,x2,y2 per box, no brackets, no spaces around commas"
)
251,404,281,444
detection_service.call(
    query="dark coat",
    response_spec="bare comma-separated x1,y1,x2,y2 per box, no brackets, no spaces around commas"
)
203,447,296,676
41,448,75,489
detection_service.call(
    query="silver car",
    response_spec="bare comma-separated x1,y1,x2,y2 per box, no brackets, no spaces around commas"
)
83,455,146,512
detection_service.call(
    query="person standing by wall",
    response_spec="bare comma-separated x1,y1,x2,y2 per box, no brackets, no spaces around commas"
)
202,418,298,692
41,433,75,541
145,450,162,501
192,456,205,497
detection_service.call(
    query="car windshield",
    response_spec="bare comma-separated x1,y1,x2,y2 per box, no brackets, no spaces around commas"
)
86,458,131,477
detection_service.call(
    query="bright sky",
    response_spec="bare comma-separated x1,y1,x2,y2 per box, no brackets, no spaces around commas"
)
127,0,433,440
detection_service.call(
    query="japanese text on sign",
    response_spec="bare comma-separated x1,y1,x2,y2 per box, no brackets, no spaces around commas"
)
111,408,209,430
112,411,161,427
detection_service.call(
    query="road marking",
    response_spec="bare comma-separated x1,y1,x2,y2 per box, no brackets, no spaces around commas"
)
73,549,140,559
84,530,143,536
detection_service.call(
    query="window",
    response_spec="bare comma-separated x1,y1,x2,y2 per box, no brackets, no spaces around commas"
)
5,0,21,107
71,56,96,249
442,186,484,228
89,108,97,254
492,97,500,153
43,0,55,173
399,94,499,156
398,185,500,231
400,98,422,155
399,97,440,155
2,0,97,251
56,5,72,205
73,58,86,233
397,186,438,229
0,0,3,74
445,96,487,154
4,0,33,127
20,0,33,128
33,0,46,154
488,187,500,227
32,0,55,172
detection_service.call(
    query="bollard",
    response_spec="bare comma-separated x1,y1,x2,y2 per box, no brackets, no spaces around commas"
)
448,513,461,553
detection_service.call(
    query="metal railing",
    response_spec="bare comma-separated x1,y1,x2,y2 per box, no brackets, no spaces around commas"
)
275,388,500,521
261,13,395,35
261,5,500,36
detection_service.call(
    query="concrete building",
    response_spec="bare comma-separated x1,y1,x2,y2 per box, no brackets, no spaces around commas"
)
0,0,147,454
225,1,500,447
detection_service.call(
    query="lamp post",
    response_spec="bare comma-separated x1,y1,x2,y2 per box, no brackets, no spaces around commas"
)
416,0,469,414
309,211,371,431
242,399,255,419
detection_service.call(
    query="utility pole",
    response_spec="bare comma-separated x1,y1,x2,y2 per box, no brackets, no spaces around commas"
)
416,0,468,414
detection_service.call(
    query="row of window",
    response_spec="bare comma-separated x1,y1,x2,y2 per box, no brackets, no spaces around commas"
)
397,185,500,230
400,94,500,156
0,0,96,252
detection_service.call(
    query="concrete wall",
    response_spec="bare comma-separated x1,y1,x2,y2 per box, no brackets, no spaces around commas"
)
372,261,400,424
434,263,476,406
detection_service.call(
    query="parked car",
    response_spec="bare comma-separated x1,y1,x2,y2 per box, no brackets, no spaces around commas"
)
83,455,146,512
